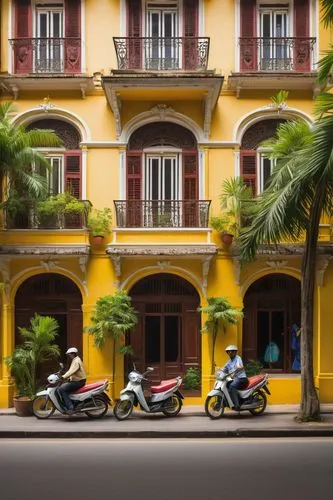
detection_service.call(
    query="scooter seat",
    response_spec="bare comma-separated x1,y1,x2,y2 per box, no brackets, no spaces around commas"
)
243,375,266,390
74,380,107,394
150,379,178,393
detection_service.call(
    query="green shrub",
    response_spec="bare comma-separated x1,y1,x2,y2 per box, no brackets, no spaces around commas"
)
183,367,201,390
245,359,264,377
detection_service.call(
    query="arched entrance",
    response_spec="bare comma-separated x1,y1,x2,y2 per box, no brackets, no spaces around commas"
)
15,273,83,360
243,274,301,372
129,274,200,382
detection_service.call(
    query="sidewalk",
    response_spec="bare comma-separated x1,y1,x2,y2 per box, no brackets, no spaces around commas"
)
1,405,333,438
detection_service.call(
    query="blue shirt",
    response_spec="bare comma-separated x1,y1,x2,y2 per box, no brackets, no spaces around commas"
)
222,355,247,379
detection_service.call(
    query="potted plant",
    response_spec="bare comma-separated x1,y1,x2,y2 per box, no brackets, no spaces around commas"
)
210,177,254,245
85,291,138,397
198,297,243,375
5,314,60,416
63,196,86,228
36,193,85,229
87,207,112,243
183,367,201,393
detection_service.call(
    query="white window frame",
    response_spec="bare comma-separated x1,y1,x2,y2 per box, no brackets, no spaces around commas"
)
258,7,290,71
46,154,65,195
257,149,275,193
33,2,65,72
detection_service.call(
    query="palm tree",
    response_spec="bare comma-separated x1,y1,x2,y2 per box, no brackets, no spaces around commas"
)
198,297,243,375
0,101,62,208
238,116,333,421
85,291,138,396
8,314,60,397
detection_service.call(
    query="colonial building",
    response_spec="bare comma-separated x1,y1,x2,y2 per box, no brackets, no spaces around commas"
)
0,0,332,407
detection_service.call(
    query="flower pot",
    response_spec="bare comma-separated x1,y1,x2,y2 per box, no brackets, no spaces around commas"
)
221,233,234,245
92,235,105,245
13,396,33,417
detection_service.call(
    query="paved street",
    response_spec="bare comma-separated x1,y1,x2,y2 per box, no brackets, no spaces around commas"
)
0,438,332,500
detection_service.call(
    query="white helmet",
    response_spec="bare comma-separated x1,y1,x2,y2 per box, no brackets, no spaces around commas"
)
225,345,238,352
66,347,78,355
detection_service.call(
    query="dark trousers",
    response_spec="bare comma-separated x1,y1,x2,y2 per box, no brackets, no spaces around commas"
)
228,378,248,408
58,379,86,410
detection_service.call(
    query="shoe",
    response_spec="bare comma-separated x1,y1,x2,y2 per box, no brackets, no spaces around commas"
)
234,406,240,412
66,409,75,415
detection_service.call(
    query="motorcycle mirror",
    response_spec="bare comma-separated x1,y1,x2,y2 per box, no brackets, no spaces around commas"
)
59,362,64,369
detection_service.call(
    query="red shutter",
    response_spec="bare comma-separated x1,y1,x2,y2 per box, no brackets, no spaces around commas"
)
64,152,82,199
294,0,310,71
183,152,198,227
240,0,257,71
65,0,81,73
127,153,142,226
127,0,142,69
14,0,32,74
183,0,199,70
240,151,257,195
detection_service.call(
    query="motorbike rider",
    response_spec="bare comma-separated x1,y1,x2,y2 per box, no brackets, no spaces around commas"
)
58,347,86,415
221,345,248,411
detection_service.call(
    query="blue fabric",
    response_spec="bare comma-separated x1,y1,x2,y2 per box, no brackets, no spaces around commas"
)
58,379,86,411
222,355,247,379
264,341,280,363
291,323,301,370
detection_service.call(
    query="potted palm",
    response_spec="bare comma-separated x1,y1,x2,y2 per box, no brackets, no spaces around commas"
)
210,177,254,245
5,314,60,416
87,207,113,244
198,297,243,375
85,291,138,397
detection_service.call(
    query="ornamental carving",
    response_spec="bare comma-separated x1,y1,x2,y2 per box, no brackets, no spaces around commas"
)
27,119,81,149
128,122,197,151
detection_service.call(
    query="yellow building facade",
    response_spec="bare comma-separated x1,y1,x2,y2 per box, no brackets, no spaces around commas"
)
0,0,332,407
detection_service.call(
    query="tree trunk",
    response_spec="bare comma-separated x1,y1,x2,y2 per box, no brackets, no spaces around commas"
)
211,328,217,375
112,339,116,398
298,192,323,421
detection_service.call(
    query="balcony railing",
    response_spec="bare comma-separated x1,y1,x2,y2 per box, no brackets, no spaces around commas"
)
5,200,90,230
114,200,211,228
9,38,81,74
239,37,316,72
113,37,210,71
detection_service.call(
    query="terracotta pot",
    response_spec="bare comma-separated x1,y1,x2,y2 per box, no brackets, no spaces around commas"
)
221,233,234,245
13,396,33,417
92,235,105,245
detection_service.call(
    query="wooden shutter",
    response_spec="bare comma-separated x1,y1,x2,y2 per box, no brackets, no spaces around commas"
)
65,0,81,73
64,152,82,198
127,0,141,69
183,304,201,370
240,0,257,71
183,152,198,227
127,153,142,226
294,0,310,71
14,0,32,73
240,150,257,195
183,0,199,70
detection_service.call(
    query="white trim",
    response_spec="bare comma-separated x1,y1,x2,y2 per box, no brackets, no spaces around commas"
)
81,0,86,73
120,108,204,143
234,150,240,177
240,267,301,297
81,148,87,199
120,0,127,36
8,0,13,74
313,0,319,70
233,105,313,143
81,140,240,148
235,0,240,72
198,0,204,37
120,151,126,199
12,107,91,142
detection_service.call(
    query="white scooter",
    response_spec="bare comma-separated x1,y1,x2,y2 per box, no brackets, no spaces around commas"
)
32,364,112,419
113,366,184,420
205,369,271,419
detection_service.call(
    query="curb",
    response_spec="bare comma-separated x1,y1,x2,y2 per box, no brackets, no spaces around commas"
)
1,429,333,439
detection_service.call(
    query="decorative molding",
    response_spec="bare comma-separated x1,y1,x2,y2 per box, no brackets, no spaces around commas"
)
232,257,241,285
40,259,59,271
265,260,288,269
149,104,174,120
156,260,171,270
106,245,217,256
38,96,55,113
110,89,122,138
78,255,88,285
202,256,213,297
316,256,332,287
0,245,90,255
110,256,122,278
0,258,11,283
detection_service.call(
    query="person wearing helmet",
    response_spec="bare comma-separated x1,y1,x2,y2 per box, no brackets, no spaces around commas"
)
221,345,248,411
58,347,86,415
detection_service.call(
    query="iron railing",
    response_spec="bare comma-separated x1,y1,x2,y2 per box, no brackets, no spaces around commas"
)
114,200,211,228
9,38,81,73
5,200,90,230
239,37,316,72
113,37,210,71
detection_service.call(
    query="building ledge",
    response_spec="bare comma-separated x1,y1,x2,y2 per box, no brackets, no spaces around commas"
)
228,72,318,97
106,244,217,257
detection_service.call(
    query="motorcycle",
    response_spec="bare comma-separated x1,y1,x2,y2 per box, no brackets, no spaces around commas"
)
205,369,270,419
32,364,112,419
113,366,184,420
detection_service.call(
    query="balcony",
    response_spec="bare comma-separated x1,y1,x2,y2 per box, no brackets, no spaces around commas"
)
113,37,210,72
114,200,211,229
3,38,94,99
229,37,317,95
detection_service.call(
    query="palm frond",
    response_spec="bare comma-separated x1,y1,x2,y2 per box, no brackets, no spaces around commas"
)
321,0,333,28
317,47,333,85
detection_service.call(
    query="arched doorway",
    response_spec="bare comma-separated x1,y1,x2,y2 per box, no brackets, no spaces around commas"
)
243,274,301,372
129,274,200,382
15,273,83,362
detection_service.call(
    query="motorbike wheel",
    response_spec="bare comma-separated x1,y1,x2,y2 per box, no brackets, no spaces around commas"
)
33,396,56,419
113,399,134,421
205,395,225,419
84,397,109,419
162,396,182,417
249,390,267,416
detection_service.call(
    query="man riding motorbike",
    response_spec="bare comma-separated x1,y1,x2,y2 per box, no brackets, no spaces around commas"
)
221,345,248,411
58,347,86,415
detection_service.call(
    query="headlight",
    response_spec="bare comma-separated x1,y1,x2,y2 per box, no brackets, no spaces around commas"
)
216,369,225,380
128,372,139,383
